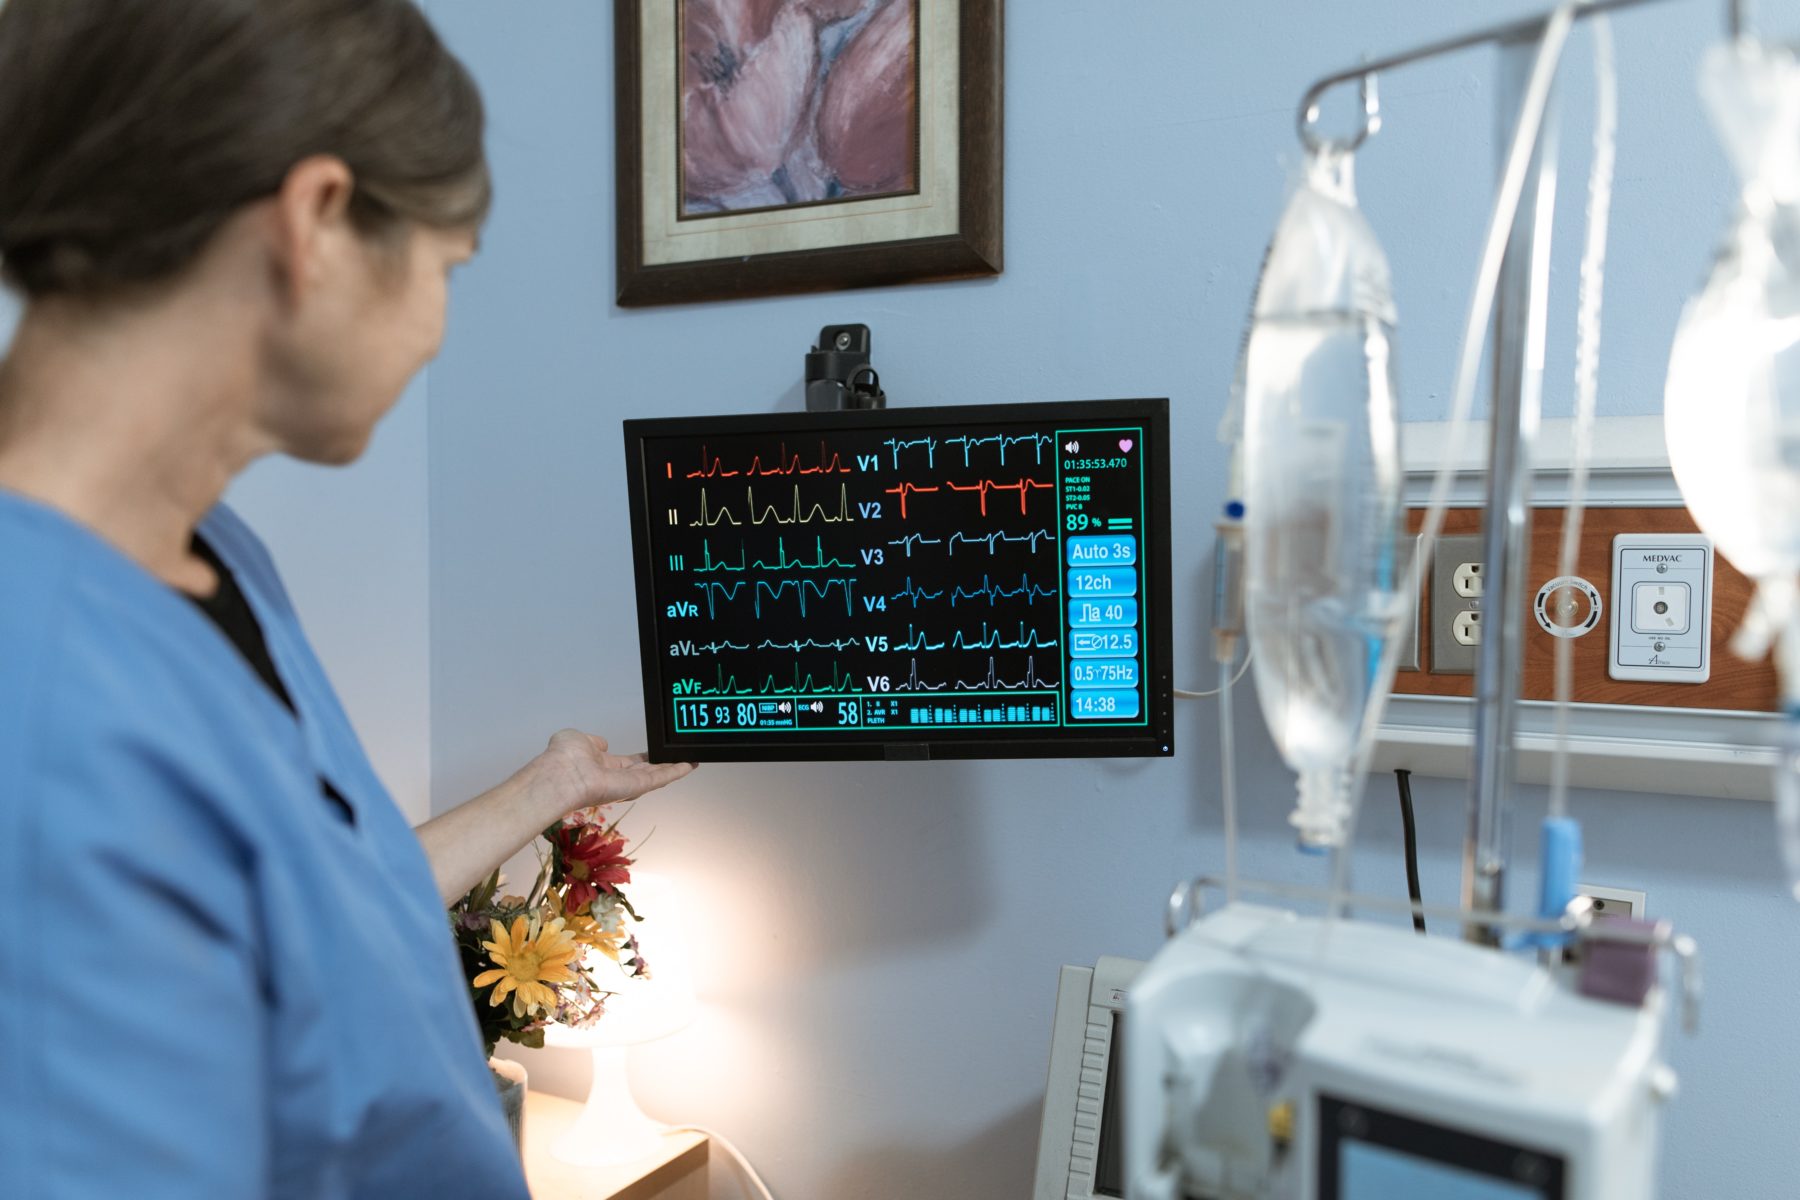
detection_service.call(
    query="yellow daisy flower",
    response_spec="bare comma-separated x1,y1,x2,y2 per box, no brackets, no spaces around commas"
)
563,911,630,962
472,915,580,1018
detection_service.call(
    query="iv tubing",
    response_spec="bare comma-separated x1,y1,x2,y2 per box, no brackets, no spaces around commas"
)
1549,14,1617,821
1320,3,1581,930
1175,650,1252,699
1220,655,1240,902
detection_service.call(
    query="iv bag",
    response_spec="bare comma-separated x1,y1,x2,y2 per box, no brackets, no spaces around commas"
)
1242,145,1404,850
1665,41,1800,635
1666,41,1800,901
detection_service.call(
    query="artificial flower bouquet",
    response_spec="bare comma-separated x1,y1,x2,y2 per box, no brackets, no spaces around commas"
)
449,805,649,1058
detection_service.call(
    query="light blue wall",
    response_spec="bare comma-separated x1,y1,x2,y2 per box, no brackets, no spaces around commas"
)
423,3,1799,1197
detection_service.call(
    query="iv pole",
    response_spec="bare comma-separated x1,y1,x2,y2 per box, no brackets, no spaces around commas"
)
1295,0,1724,941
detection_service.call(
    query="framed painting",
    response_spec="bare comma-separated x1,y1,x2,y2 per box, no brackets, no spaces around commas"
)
614,0,1003,307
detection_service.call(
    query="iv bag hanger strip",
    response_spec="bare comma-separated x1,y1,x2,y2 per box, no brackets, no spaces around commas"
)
1297,0,1730,152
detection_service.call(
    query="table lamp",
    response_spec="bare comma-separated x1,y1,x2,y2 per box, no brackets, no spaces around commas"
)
544,872,699,1166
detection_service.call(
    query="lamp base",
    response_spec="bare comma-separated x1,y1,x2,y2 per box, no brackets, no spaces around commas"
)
551,1043,670,1167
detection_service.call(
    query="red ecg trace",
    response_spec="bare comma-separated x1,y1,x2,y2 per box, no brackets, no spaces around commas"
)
943,477,1054,517
882,482,941,519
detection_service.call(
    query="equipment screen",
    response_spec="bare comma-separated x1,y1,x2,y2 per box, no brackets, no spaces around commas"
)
622,400,1172,761
1317,1097,1566,1200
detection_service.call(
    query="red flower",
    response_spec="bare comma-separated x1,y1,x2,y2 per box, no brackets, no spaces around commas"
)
556,824,633,915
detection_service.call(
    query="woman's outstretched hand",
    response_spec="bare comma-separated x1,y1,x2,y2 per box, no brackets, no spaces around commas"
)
530,730,697,821
416,731,696,905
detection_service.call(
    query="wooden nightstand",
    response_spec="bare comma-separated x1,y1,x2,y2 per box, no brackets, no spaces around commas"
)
521,1091,708,1200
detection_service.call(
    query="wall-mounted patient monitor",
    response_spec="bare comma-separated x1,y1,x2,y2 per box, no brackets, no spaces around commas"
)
623,399,1173,761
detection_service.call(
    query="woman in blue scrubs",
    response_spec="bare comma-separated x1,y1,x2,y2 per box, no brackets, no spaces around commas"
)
0,2,694,1196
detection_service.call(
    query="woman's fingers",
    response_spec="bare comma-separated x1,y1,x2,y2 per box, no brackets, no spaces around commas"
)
614,759,696,800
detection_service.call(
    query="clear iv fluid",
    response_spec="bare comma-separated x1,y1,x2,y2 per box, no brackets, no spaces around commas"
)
1244,312,1402,847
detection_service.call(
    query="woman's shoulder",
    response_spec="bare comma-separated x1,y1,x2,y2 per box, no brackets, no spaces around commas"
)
0,495,313,811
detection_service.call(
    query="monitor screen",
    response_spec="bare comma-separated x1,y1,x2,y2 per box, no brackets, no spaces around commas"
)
622,399,1173,761
1317,1097,1566,1200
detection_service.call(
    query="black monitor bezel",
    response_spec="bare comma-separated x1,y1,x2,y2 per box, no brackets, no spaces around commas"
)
622,398,1175,763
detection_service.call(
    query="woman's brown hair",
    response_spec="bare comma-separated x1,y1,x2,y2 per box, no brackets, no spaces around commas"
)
0,0,491,299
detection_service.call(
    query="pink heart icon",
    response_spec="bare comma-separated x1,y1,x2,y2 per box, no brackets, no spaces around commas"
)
1119,438,1134,453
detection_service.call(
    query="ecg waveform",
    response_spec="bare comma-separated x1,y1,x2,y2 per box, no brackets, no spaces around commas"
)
882,436,939,468
757,636,861,652
951,528,1056,555
699,662,854,696
681,442,852,479
692,577,856,619
896,623,945,652
892,656,1059,691
894,657,949,691
886,573,1056,607
884,529,1058,557
954,655,1058,691
693,535,854,573
697,639,751,653
889,577,944,607
881,482,939,519
951,574,1057,607
893,622,1060,652
952,621,1060,651
944,433,1055,467
884,479,1053,520
944,477,1054,517
687,485,853,528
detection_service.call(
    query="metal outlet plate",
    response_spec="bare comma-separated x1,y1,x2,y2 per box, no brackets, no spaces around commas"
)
1430,534,1484,674
1578,883,1646,920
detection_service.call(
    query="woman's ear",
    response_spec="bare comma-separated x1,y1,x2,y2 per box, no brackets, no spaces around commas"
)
268,155,357,306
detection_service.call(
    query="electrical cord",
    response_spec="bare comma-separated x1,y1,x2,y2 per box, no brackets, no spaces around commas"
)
1395,769,1426,934
670,1126,777,1200
1173,648,1254,699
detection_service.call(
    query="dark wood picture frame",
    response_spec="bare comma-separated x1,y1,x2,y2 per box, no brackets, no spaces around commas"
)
614,1,1003,308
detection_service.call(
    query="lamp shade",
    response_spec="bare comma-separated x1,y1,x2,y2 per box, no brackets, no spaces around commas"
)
545,872,698,1050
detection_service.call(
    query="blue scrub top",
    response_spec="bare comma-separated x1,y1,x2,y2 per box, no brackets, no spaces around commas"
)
0,495,529,1198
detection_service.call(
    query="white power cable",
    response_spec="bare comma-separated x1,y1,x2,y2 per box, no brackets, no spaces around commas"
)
671,1126,777,1200
1173,648,1254,699
1549,13,1617,822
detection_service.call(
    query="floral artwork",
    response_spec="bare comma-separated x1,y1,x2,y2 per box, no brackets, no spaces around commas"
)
449,805,649,1058
681,0,919,215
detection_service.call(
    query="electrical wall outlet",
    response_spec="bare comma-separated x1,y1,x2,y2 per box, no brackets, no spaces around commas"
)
1430,534,1485,674
1578,883,1646,920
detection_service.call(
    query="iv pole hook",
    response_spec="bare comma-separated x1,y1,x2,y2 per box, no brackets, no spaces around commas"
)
1299,71,1380,154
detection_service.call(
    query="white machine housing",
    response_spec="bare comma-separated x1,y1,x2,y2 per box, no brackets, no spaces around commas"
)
1124,905,1674,1200
1034,955,1145,1200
